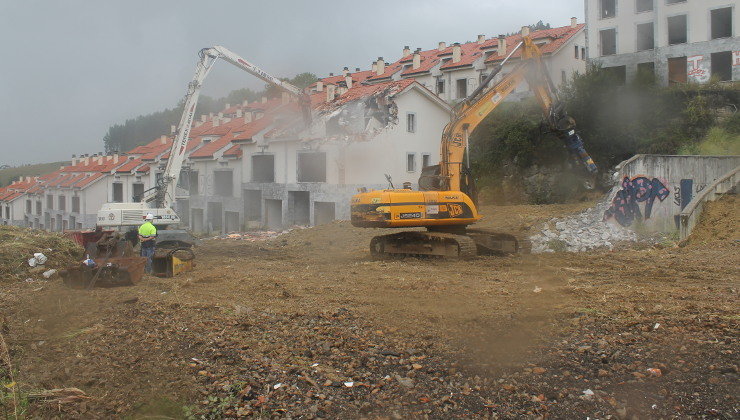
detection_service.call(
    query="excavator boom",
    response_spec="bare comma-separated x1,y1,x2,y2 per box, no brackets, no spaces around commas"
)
98,46,309,229
351,31,598,258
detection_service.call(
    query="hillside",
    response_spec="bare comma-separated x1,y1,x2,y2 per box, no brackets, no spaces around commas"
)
0,161,67,187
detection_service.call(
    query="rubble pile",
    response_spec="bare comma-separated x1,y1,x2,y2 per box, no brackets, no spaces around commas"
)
0,226,82,281
530,187,638,253
210,227,306,241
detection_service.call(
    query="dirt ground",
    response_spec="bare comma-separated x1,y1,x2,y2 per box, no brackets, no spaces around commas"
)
0,198,737,419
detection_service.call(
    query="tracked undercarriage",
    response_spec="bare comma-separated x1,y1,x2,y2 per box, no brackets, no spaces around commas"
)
368,228,528,259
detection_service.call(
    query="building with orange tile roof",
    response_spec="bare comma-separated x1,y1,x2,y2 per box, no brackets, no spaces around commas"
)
354,20,586,103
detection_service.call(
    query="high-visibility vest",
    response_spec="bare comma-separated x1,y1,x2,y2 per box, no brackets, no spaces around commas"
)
138,221,157,238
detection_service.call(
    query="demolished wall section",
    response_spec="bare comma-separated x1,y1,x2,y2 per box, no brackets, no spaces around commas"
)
531,154,740,253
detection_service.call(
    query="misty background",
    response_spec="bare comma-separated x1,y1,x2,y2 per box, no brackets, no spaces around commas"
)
0,0,583,166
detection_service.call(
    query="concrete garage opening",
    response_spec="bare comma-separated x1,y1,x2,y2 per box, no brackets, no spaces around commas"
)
207,202,222,232
244,189,262,226
191,209,204,233
288,191,310,226
265,199,283,230
224,211,239,232
252,155,275,182
314,202,336,225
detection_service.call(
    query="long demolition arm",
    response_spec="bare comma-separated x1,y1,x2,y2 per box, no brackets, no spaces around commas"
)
153,46,307,209
439,36,597,193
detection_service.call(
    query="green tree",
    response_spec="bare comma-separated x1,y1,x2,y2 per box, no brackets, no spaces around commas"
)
289,72,318,89
263,72,318,98
506,21,551,36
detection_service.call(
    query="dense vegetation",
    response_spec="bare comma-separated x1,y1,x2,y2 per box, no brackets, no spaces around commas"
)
469,66,739,203
102,72,317,153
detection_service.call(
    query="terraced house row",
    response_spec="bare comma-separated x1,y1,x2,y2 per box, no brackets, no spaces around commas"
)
0,22,587,233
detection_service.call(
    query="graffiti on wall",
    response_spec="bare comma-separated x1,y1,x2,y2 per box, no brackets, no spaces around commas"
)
733,51,740,67
604,176,670,227
688,55,710,84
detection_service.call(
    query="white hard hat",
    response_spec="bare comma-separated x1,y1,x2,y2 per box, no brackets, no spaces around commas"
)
145,213,154,220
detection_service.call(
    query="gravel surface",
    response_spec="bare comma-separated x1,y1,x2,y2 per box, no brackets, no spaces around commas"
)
0,199,736,419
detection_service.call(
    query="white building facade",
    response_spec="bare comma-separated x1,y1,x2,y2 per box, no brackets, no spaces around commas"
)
235,80,452,230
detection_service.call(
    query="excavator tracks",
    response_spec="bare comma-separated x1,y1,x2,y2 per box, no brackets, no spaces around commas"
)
368,228,529,259
369,231,477,259
465,228,531,255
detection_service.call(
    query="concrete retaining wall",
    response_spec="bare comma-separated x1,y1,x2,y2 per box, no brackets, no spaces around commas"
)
605,154,740,232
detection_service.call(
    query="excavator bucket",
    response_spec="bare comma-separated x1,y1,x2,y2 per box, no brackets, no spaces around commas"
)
151,246,195,277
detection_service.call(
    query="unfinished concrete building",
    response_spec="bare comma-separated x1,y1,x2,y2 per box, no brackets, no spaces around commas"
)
585,0,740,84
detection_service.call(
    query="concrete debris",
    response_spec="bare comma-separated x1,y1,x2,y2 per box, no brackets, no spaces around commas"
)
530,186,638,253
291,82,404,145
211,227,306,241
28,252,48,267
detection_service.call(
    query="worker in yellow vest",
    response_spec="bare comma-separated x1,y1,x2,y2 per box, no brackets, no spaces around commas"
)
138,213,157,274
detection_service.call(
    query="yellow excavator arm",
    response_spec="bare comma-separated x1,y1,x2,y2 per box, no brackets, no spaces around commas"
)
438,36,596,194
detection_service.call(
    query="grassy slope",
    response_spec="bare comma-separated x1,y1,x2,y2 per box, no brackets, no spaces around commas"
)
0,161,67,187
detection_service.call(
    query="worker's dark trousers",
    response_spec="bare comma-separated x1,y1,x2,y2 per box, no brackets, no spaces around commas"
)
141,247,155,274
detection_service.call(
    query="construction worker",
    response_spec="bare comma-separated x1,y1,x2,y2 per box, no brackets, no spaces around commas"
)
138,213,157,274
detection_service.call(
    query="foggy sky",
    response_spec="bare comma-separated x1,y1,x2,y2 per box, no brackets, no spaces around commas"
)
0,0,584,166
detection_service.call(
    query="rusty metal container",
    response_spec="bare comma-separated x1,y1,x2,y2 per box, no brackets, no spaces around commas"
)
60,257,146,288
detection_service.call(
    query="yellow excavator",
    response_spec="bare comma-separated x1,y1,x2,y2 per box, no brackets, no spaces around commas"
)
350,34,598,258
